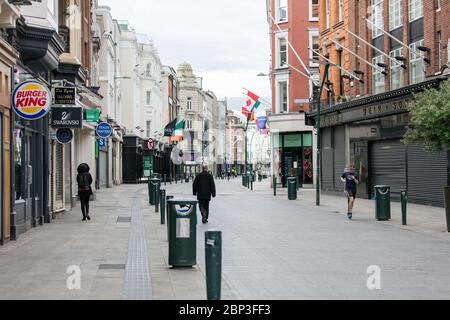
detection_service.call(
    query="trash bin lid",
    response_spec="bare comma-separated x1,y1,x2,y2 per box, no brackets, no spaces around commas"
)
167,198,198,205
374,185,390,189
150,178,161,182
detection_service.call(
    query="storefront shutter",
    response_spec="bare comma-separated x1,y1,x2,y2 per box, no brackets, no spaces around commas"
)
322,128,334,191
370,140,406,200
334,126,346,192
54,143,64,211
407,144,447,207
99,150,108,189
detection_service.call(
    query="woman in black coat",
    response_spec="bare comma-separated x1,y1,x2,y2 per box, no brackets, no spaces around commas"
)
77,163,93,221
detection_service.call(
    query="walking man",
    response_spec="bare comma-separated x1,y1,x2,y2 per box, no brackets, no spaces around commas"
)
193,165,216,224
341,164,360,220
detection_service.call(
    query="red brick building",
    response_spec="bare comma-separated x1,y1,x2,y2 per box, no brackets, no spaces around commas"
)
308,0,449,207
266,0,320,188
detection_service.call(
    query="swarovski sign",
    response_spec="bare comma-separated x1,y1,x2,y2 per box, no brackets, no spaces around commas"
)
51,107,83,128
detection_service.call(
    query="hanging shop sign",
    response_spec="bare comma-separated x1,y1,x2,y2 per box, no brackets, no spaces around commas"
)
56,128,74,144
96,122,113,138
51,107,83,128
54,87,76,105
85,109,101,122
147,139,155,151
12,80,52,120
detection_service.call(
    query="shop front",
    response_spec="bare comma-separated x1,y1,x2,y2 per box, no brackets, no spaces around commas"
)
308,77,450,207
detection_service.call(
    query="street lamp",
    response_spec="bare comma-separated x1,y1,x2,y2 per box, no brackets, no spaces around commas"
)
312,59,331,206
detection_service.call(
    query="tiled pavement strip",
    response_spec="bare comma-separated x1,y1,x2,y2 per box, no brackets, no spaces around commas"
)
1,178,450,300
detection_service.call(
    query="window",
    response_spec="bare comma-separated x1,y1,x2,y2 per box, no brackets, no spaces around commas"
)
338,0,344,22
146,91,151,105
278,0,288,22
390,48,404,89
436,0,441,11
309,32,319,66
410,39,425,84
389,0,403,30
409,0,423,22
437,31,442,71
146,63,152,77
278,81,288,113
325,0,330,29
278,37,288,68
309,0,319,20
186,119,193,130
372,55,385,94
146,121,151,137
372,0,384,38
187,97,192,110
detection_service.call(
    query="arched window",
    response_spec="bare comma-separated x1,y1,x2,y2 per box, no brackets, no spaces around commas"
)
146,63,152,77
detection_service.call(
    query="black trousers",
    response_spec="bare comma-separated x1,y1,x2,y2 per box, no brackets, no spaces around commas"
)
79,193,91,217
198,200,210,221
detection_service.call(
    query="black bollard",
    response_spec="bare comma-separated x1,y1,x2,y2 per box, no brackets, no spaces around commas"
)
205,230,222,301
401,190,408,226
273,177,277,196
160,189,166,225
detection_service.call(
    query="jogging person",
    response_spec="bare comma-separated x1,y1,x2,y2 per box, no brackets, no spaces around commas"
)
341,165,360,220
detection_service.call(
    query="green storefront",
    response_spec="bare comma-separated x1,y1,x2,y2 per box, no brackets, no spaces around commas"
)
273,132,313,188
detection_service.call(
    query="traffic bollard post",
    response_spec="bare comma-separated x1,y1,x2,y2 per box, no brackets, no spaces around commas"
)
205,230,222,301
401,190,408,226
160,189,166,225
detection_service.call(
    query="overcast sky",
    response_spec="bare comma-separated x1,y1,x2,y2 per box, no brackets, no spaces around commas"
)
99,0,271,110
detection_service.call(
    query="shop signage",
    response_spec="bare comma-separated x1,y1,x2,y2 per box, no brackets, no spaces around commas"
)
56,128,74,144
143,156,153,177
54,87,76,105
96,122,113,138
85,109,101,122
12,80,52,120
320,97,413,128
98,138,106,148
51,107,83,128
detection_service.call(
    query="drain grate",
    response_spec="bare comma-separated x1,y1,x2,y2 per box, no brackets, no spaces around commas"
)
99,264,126,270
117,217,132,223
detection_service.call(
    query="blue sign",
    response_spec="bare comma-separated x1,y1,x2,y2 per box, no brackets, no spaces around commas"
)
98,138,106,148
96,122,113,138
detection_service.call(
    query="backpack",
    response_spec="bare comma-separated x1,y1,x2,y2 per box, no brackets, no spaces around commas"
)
78,173,91,192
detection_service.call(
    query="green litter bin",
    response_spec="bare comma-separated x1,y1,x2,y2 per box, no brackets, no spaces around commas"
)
288,177,298,200
374,185,391,221
149,178,161,205
168,199,198,267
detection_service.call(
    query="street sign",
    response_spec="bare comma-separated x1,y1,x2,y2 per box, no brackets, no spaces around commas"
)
12,80,52,120
98,138,106,148
56,128,74,144
85,109,101,122
96,122,113,138
51,107,83,128
147,139,155,151
54,87,76,105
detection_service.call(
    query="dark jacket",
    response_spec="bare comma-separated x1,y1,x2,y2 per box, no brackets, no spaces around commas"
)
193,171,216,201
77,163,93,195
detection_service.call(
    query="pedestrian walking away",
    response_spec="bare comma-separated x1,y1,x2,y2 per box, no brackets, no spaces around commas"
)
77,163,93,221
193,165,216,224
341,164,360,220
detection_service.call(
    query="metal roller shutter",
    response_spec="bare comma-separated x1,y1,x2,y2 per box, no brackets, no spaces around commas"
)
322,128,334,191
334,126,346,192
407,144,447,207
54,143,64,211
370,140,406,200
99,151,108,189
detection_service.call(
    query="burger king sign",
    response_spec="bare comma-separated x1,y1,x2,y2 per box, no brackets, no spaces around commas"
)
12,80,52,120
